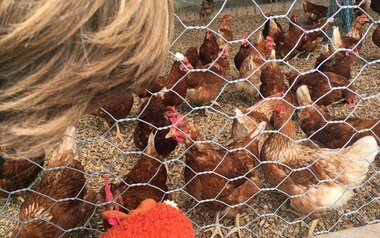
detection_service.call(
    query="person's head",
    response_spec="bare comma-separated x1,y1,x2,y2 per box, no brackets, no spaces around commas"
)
0,0,174,159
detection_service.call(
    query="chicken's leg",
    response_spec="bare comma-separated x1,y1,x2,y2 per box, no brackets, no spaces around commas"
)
204,100,222,117
103,118,110,130
102,118,124,142
115,123,124,142
204,108,215,117
308,218,319,237
293,52,303,59
225,213,242,238
305,53,312,61
16,196,25,203
205,211,224,238
210,100,222,108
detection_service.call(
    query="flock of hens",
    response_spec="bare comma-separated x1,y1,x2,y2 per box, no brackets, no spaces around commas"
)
1,0,380,238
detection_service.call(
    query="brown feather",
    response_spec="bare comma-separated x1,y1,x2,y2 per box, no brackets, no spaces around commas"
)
13,129,95,238
0,154,44,198
178,123,261,217
147,61,189,107
289,71,355,106
134,97,178,157
298,96,380,148
89,92,133,122
101,133,169,219
261,106,377,219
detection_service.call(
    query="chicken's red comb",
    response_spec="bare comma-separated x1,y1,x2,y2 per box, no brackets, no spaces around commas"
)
241,34,247,40
275,106,286,113
167,105,180,116
167,105,176,112
169,116,184,125
266,36,274,42
164,106,181,121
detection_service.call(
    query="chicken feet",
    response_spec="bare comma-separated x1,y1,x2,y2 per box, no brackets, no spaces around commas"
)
102,118,110,130
205,211,224,238
308,218,320,237
210,100,222,108
294,52,312,60
225,213,243,238
114,122,124,142
204,100,222,117
305,53,312,61
102,119,124,142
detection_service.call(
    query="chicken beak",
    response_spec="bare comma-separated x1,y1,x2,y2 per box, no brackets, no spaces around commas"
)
139,97,148,105
165,130,176,139
157,87,167,99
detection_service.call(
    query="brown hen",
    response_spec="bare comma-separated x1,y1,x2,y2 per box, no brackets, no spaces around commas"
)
261,105,378,236
199,30,219,65
143,53,193,107
185,46,200,68
231,92,289,143
260,49,294,103
333,15,369,50
134,96,178,157
262,15,284,42
276,15,303,60
101,133,169,229
297,85,380,148
315,43,355,81
12,127,96,238
89,92,133,141
216,14,233,50
302,0,328,23
234,34,254,71
186,49,230,113
296,19,332,59
288,71,356,108
235,35,275,101
200,0,214,18
166,115,262,238
0,152,44,198
373,25,380,48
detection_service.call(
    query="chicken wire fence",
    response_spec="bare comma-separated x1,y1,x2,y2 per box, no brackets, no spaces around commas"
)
1,0,380,237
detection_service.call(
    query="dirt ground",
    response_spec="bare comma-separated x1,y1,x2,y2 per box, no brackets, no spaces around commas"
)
1,6,379,238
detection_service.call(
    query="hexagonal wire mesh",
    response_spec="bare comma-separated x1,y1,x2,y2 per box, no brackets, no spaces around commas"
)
1,0,380,237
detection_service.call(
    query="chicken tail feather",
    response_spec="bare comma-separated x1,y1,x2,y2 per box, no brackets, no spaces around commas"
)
146,132,156,156
296,85,313,105
49,126,78,166
343,136,378,186
60,126,77,153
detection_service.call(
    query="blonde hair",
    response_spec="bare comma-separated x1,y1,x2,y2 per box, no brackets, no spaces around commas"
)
0,0,174,159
